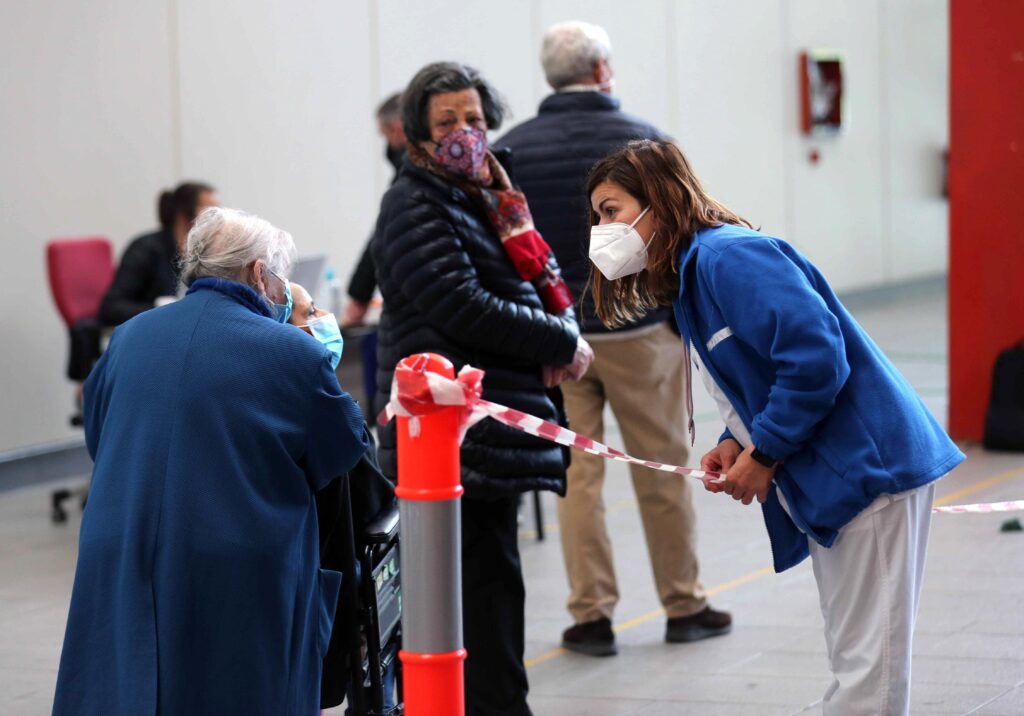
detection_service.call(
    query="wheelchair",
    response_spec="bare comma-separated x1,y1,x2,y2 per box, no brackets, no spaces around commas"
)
323,470,404,716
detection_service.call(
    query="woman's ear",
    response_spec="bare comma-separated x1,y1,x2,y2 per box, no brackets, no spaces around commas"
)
250,260,267,295
595,57,613,87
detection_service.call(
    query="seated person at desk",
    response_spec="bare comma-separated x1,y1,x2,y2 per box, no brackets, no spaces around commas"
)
98,181,218,326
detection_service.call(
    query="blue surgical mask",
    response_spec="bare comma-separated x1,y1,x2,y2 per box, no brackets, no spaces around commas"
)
268,270,293,323
305,313,344,369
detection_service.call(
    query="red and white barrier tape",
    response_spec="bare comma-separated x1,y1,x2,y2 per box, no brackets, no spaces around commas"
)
932,501,1024,514
379,360,1022,515
477,399,724,481
380,360,723,481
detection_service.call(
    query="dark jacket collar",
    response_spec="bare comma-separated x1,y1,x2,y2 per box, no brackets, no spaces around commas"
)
386,145,406,173
186,277,274,318
538,90,621,114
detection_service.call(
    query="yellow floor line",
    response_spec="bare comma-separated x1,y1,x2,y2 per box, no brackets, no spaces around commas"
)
524,566,773,669
524,646,567,669
934,466,1024,507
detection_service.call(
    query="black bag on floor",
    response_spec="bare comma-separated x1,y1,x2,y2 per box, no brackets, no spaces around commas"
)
983,341,1024,451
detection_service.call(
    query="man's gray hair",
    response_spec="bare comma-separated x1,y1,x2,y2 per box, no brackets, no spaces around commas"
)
180,207,297,287
541,21,612,90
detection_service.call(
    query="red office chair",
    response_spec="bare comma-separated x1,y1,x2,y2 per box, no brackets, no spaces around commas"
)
48,237,114,332
46,237,115,522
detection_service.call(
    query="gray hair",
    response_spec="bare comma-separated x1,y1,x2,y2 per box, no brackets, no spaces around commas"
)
541,21,612,90
376,92,403,122
180,207,297,287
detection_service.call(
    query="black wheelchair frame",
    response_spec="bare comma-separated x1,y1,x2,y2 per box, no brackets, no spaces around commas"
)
334,472,404,716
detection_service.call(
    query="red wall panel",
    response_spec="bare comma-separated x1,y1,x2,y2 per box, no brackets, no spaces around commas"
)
949,0,1024,440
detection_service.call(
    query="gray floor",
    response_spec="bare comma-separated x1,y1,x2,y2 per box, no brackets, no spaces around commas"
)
3,284,1023,715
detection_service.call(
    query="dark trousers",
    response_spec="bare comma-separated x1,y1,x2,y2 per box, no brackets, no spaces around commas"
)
461,495,534,716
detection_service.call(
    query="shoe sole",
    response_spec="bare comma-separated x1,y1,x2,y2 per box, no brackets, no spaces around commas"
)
561,639,618,657
665,623,733,644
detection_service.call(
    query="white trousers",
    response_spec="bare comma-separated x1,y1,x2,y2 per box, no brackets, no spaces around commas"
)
808,484,935,715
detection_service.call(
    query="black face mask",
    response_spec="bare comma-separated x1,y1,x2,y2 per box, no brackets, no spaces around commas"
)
385,144,405,172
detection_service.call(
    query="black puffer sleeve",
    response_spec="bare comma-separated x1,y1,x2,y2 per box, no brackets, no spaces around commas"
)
346,236,377,304
379,188,579,366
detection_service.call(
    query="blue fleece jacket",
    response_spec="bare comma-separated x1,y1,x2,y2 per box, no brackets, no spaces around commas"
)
673,224,964,572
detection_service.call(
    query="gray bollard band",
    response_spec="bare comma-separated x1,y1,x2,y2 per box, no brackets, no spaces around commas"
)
399,498,463,653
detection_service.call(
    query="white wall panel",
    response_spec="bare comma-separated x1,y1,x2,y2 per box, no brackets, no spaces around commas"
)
670,0,789,236
882,0,949,280
784,0,887,291
0,0,175,452
175,0,377,281
376,0,535,139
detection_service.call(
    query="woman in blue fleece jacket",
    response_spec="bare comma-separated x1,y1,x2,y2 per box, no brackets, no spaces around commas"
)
585,139,964,715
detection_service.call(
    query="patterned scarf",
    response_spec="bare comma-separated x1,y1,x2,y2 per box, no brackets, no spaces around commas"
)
408,132,573,315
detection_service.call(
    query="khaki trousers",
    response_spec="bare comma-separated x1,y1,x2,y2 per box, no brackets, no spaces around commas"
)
557,323,706,623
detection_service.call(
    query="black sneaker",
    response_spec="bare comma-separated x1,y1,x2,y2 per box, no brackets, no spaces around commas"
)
561,617,617,656
665,606,733,643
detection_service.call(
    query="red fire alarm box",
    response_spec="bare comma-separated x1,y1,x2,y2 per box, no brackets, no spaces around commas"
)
800,49,844,136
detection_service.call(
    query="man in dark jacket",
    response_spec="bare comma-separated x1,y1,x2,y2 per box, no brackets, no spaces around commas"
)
342,93,408,328
498,21,731,657
343,94,408,407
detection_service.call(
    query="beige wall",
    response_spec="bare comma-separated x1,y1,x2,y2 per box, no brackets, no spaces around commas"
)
0,0,949,453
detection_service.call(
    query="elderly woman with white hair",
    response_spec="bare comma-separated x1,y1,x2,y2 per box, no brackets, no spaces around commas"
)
53,207,369,715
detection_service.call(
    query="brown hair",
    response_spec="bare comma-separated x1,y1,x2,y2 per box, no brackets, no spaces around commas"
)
401,62,509,144
586,139,751,328
158,181,215,229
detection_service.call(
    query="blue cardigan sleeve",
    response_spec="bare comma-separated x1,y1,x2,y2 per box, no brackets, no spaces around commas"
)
707,240,850,460
304,354,370,492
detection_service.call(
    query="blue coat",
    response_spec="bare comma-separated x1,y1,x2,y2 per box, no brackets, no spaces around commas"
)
53,278,369,716
673,225,964,572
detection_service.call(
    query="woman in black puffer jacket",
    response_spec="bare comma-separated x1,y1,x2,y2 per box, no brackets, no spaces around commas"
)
372,62,593,716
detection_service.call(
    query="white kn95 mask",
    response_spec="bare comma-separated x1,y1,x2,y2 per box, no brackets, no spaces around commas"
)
589,206,656,280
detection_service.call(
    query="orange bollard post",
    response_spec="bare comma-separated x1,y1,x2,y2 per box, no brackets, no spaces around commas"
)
396,353,466,716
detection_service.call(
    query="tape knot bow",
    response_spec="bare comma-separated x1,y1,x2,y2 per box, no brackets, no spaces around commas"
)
379,357,487,440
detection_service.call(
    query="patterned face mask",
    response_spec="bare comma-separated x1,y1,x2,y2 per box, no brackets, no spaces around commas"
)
434,127,489,182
